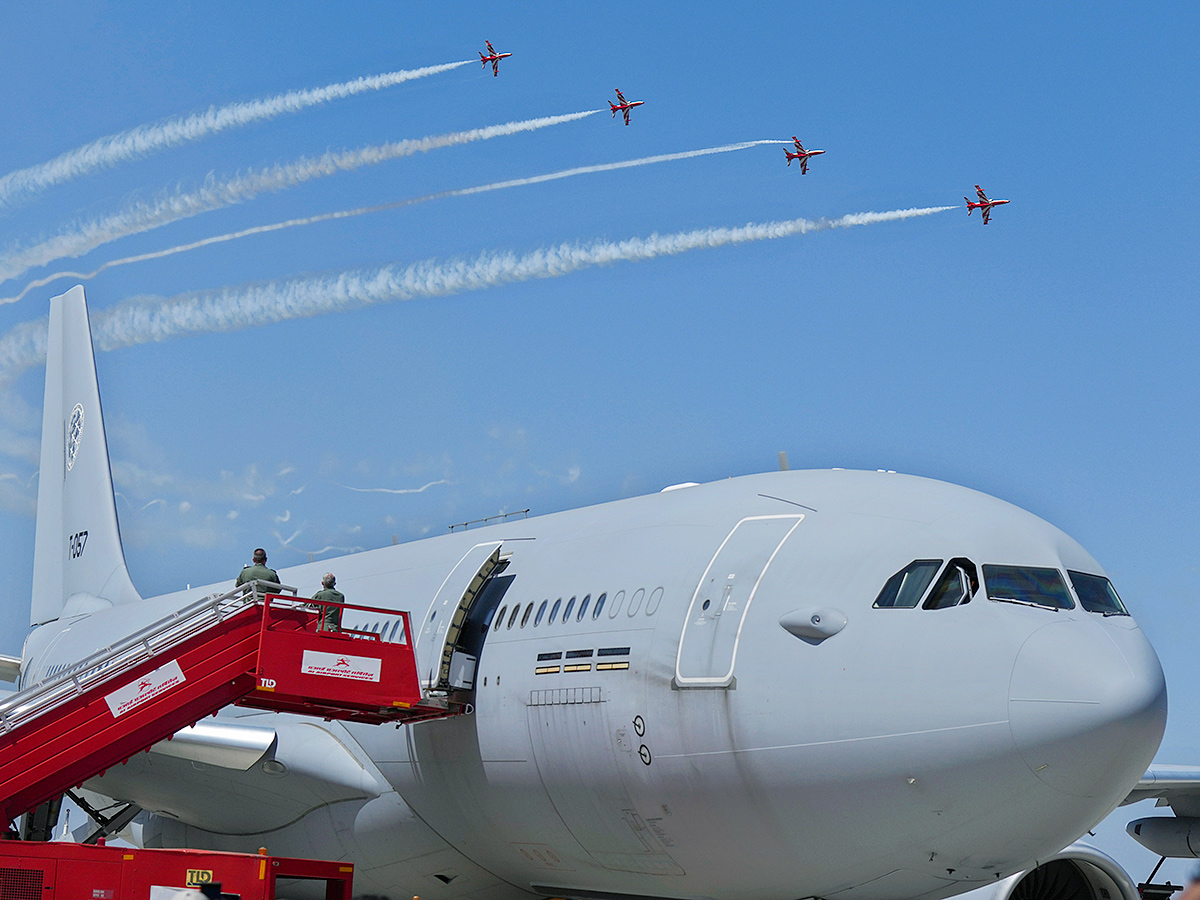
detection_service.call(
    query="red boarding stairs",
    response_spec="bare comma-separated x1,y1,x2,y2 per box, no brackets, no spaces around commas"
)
0,582,462,829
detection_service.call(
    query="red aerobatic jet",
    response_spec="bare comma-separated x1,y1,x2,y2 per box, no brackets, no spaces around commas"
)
784,136,825,174
609,89,644,125
479,41,512,76
965,185,1010,224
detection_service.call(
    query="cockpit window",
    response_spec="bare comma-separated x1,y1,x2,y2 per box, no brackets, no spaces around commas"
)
1068,571,1129,616
873,560,942,608
982,565,1074,610
923,558,979,610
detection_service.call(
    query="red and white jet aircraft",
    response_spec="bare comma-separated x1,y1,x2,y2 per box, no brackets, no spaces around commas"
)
784,136,825,174
965,185,1010,224
609,89,644,125
479,41,512,76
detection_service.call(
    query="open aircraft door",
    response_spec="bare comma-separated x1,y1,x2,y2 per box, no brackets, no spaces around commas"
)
417,542,507,692
675,515,803,688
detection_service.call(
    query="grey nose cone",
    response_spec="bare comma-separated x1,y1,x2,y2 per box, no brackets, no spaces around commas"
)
1008,619,1166,797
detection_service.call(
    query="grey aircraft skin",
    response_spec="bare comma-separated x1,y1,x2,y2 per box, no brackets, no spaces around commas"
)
19,287,1169,900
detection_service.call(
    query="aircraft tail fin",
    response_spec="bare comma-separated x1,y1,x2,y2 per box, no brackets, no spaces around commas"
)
965,199,974,214
31,286,141,626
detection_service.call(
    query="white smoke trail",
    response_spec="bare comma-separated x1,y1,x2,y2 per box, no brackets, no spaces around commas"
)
0,206,954,386
0,110,601,286
338,479,451,494
1,140,783,304
0,60,474,211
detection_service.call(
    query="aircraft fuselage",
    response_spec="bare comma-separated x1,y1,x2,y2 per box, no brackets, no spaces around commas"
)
24,468,1166,900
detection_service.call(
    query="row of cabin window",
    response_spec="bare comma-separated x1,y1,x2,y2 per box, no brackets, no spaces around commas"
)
491,587,665,634
495,593,606,632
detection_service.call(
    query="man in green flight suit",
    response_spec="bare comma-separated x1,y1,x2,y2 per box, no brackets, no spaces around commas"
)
311,572,344,632
235,548,280,588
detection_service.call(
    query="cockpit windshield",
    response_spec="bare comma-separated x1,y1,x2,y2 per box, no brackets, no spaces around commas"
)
873,560,942,608
1068,571,1129,616
923,558,979,610
982,565,1074,610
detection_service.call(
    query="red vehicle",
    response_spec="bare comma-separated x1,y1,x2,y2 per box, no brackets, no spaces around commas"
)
784,136,824,174
0,839,354,900
966,184,1010,224
479,40,511,76
609,89,644,125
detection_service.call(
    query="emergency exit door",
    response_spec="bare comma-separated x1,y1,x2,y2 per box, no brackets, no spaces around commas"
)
674,515,803,687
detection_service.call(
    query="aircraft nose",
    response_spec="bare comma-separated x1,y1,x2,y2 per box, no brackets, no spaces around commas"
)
1008,618,1166,797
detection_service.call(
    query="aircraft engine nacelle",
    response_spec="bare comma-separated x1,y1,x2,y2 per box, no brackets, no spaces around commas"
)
1128,816,1200,858
950,843,1139,900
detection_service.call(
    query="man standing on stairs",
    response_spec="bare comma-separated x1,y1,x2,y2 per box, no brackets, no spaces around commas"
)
235,548,280,588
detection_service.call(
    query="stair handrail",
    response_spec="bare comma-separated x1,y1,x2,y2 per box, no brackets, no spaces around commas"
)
0,580,297,735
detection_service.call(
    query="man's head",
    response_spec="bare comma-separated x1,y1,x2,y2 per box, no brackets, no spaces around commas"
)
253,548,267,564
322,572,336,589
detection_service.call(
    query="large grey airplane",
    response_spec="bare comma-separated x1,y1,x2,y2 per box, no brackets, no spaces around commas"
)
12,286,1192,900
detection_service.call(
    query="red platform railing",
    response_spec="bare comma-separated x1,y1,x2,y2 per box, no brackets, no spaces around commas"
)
0,583,460,827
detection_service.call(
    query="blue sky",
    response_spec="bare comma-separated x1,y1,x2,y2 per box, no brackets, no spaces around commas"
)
1,0,1198,882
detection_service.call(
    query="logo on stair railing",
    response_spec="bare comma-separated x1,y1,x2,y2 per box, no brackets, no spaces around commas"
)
105,659,187,717
301,650,381,682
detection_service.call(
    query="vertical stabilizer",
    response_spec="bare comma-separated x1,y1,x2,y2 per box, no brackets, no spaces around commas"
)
31,286,141,626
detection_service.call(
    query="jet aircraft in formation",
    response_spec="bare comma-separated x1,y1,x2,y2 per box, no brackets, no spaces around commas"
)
479,40,511,76
474,42,1010,220
966,184,1010,224
783,136,825,174
609,88,644,125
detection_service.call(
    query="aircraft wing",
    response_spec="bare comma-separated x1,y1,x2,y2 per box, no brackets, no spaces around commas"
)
977,187,989,201
1123,766,1200,813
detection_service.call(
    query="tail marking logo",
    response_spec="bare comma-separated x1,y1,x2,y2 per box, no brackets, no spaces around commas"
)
66,403,84,471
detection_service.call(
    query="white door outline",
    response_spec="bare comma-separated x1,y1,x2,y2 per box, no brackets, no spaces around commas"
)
674,514,804,687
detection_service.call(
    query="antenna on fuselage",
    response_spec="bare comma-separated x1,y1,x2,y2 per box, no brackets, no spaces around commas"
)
778,451,790,471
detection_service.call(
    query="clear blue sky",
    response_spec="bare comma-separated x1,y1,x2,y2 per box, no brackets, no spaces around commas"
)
1,1,1198,883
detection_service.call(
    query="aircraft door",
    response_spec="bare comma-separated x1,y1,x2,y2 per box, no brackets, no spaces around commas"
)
675,515,803,688
416,542,505,691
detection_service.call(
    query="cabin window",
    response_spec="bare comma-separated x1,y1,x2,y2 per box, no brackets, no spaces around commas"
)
535,600,549,625
507,604,521,629
627,588,645,616
562,596,576,623
577,594,591,621
608,590,625,618
549,598,562,624
983,565,1074,610
873,560,942,608
520,603,534,628
1068,571,1129,616
646,587,663,615
494,606,507,631
593,593,607,619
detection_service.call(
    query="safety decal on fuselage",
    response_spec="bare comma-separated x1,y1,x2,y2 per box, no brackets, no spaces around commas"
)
104,659,187,717
300,649,381,682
